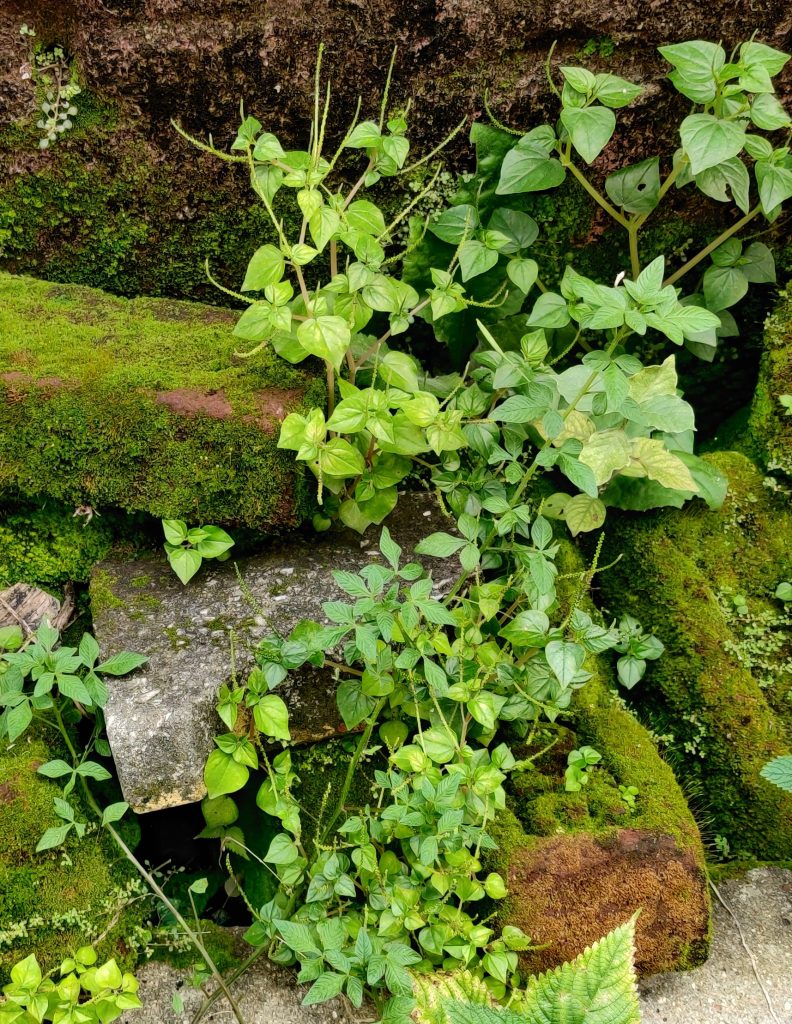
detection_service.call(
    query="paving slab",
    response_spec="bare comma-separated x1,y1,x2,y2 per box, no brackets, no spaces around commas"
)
640,867,792,1024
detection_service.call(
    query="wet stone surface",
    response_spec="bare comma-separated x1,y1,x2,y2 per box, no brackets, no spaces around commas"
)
92,493,458,813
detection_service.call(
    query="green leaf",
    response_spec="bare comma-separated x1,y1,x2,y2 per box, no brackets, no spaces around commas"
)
415,532,465,558
36,824,72,852
252,132,285,162
755,160,792,215
578,431,631,486
95,651,149,676
593,73,642,108
740,40,790,77
526,292,570,329
750,93,791,132
319,438,366,478
775,582,792,602
497,143,565,194
37,759,73,778
564,494,606,536
421,727,457,764
252,694,290,741
303,972,346,1006
660,41,724,103
204,749,249,799
346,199,387,236
76,760,112,781
679,114,745,176
297,316,351,371
10,954,42,990
560,106,616,163
506,258,539,294
499,610,550,648
741,242,776,284
429,204,479,244
241,245,285,291
162,519,188,545
605,158,660,214
703,265,749,312
761,755,792,794
194,525,235,559
167,547,203,585
309,207,341,250
630,438,698,492
7,700,32,742
488,208,539,250
545,640,584,687
458,240,499,282
336,677,376,730
695,157,750,214
102,802,129,825
346,121,382,148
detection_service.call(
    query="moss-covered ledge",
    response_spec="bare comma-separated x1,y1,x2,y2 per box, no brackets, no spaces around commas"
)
0,273,325,529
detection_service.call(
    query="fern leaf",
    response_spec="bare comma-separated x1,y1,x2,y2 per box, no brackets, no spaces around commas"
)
520,915,640,1024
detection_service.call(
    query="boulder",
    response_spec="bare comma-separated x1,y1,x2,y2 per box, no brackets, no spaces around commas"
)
487,540,710,974
0,273,323,530
597,452,792,859
91,493,459,813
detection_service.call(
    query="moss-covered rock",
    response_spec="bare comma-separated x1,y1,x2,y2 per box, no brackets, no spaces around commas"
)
748,289,792,478
596,451,792,859
0,735,148,981
487,539,709,976
0,273,324,530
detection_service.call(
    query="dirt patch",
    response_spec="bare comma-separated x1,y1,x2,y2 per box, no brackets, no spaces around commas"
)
155,388,234,419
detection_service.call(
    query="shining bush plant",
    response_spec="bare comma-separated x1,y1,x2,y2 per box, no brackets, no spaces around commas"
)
173,35,792,1022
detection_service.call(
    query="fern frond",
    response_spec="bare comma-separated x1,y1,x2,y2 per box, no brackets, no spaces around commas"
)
521,914,640,1024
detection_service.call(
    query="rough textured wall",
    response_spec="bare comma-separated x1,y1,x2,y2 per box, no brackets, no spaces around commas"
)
1,1,790,303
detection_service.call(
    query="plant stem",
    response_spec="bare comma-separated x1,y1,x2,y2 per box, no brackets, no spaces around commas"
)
560,156,629,228
325,361,336,419
664,205,761,287
321,696,387,840
50,704,247,1024
628,221,641,279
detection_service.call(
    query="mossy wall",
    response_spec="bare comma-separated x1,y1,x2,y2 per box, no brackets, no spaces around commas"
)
748,290,792,478
596,451,792,859
0,735,147,981
0,273,325,530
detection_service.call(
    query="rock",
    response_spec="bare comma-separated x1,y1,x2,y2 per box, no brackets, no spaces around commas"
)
119,931,361,1024
486,539,710,975
0,582,59,633
597,451,792,860
0,274,322,531
91,493,458,813
640,868,792,1024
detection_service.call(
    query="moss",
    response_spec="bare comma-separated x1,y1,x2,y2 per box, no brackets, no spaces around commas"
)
88,568,125,617
596,451,792,859
0,735,148,981
0,273,325,530
747,289,792,478
0,501,114,589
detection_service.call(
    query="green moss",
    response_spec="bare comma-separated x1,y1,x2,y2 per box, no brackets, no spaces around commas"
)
0,736,148,981
0,501,114,589
748,289,792,478
88,568,125,617
0,273,325,530
597,451,792,859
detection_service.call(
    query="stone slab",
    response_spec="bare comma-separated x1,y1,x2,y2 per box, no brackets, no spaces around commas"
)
92,493,458,813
